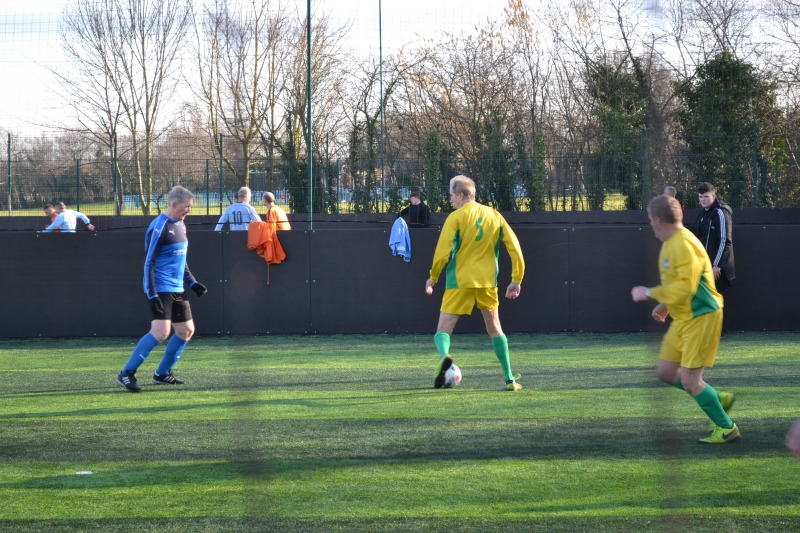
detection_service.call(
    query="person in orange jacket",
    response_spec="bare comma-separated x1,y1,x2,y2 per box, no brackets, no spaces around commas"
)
248,192,291,278
261,191,291,230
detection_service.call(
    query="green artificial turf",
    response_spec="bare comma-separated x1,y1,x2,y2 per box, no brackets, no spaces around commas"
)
1,332,799,532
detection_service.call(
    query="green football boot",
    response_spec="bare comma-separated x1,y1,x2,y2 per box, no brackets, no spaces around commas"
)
699,423,740,444
434,356,453,389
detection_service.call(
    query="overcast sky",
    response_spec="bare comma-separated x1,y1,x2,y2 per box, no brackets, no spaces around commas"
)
0,0,514,134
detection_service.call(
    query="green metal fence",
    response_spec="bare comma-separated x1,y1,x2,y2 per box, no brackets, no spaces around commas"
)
3,133,797,217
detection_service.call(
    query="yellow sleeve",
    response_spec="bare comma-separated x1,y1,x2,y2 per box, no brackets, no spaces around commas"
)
501,217,525,284
650,240,699,309
429,214,459,283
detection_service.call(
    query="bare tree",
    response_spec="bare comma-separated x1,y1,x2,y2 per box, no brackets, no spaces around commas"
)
271,6,348,214
691,0,760,59
59,0,193,215
401,24,524,210
765,1,800,99
659,0,765,78
194,0,294,188
504,0,554,140
535,0,608,210
334,55,404,213
503,0,555,210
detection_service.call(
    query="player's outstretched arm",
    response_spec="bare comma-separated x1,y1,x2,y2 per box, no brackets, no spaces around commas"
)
631,286,649,302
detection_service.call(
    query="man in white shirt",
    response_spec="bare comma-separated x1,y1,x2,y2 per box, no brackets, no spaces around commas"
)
42,202,94,232
215,187,261,231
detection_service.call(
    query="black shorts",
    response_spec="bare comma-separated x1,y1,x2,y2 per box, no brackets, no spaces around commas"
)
152,292,193,323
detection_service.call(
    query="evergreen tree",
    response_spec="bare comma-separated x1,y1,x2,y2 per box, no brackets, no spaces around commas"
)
675,51,781,207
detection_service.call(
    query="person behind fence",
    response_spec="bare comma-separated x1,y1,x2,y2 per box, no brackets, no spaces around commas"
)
43,204,60,232
42,202,95,232
214,186,260,231
261,191,291,230
397,191,430,227
631,194,738,444
696,182,735,293
116,185,207,393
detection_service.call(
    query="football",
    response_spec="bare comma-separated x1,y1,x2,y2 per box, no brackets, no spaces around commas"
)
443,363,462,388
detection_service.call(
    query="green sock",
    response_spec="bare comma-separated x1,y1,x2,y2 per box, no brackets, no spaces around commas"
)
492,335,514,382
693,384,733,429
433,332,450,358
673,381,685,391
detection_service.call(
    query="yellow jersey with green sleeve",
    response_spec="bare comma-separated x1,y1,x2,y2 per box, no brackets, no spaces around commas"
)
650,227,722,322
429,202,524,289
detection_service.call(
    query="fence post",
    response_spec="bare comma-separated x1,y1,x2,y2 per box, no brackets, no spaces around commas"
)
6,133,10,216
336,159,341,215
205,159,210,216
641,130,649,210
113,133,120,215
753,122,759,207
775,156,780,208
511,158,516,211
306,0,313,228
76,159,81,211
218,134,223,215
325,133,329,213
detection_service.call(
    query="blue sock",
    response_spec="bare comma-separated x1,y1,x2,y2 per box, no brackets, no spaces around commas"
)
122,333,160,373
156,335,189,375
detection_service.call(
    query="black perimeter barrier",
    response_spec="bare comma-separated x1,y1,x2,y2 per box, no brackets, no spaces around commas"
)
1,208,798,337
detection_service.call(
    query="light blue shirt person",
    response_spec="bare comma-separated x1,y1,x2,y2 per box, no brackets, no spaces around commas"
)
43,204,94,232
215,187,261,231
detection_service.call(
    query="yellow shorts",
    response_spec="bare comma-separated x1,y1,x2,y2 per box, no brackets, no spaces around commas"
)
441,287,499,315
659,309,723,369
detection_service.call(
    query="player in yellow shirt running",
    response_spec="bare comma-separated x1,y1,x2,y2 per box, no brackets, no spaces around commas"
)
632,195,738,444
425,175,525,391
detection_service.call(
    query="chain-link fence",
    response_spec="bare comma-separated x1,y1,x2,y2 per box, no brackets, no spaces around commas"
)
2,132,798,218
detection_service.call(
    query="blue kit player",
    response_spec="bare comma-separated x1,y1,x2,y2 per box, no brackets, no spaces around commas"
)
116,185,207,392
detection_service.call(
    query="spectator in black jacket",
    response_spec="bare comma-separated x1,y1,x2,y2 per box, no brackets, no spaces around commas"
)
397,191,430,227
696,182,735,292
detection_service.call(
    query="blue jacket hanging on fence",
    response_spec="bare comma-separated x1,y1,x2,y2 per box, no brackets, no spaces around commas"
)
389,217,411,262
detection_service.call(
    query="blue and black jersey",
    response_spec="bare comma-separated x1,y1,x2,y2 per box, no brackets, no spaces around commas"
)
143,214,196,298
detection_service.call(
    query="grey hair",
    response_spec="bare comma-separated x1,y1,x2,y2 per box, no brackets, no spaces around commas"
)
450,175,476,200
168,185,194,205
647,194,683,224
